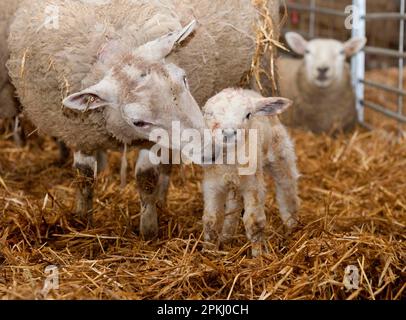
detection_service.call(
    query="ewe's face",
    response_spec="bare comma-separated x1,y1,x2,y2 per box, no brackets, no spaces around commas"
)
285,32,367,89
63,21,215,159
114,58,205,146
304,40,346,88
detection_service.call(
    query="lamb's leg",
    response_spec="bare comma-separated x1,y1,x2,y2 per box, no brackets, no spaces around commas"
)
135,150,170,240
242,179,267,257
73,151,97,226
202,178,227,248
268,125,300,230
221,191,243,243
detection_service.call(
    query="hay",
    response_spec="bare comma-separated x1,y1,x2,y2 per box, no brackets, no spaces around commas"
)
0,124,404,300
244,0,287,95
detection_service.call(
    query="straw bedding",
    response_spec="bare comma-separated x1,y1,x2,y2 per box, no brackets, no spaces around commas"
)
0,125,404,300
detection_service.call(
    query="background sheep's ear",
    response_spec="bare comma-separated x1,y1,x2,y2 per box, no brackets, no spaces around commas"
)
135,20,198,61
253,97,293,116
63,79,115,111
343,37,367,57
285,32,308,56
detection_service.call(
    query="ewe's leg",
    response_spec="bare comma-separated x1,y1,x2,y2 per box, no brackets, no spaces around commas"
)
54,139,70,166
12,116,26,147
73,151,97,226
157,164,172,207
242,181,267,257
221,191,243,243
135,150,171,240
268,125,300,229
95,149,108,173
202,178,227,248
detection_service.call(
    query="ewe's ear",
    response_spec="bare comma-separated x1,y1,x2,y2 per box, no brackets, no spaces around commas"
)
343,37,367,57
253,97,293,116
63,79,116,111
134,20,198,61
285,32,308,56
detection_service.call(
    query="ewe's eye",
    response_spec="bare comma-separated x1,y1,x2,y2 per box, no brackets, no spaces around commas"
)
183,76,189,88
246,113,252,120
133,120,150,128
304,49,310,55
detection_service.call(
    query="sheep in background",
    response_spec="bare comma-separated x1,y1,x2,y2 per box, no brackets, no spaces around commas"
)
202,89,300,256
278,32,367,134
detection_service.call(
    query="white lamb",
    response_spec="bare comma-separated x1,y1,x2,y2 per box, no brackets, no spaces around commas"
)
202,89,300,256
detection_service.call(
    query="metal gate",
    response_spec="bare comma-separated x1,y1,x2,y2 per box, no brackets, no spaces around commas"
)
282,0,405,131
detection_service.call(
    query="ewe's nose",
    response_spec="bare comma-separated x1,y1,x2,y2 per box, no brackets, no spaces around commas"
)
317,66,330,75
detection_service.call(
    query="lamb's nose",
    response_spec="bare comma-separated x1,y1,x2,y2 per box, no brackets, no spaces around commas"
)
318,67,329,74
222,129,237,139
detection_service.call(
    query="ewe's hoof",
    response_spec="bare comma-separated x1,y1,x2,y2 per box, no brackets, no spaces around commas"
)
140,217,159,240
141,227,158,240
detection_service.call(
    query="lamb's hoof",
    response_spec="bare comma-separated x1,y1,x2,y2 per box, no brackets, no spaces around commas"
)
283,217,300,235
251,241,269,258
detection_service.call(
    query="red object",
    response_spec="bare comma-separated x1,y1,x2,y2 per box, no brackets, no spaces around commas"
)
291,10,300,25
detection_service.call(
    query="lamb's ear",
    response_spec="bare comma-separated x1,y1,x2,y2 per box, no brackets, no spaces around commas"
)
135,20,198,61
63,79,116,111
343,37,367,57
253,97,293,116
285,32,308,56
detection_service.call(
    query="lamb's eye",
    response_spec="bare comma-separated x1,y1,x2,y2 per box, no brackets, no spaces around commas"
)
140,69,150,78
304,49,310,55
133,121,150,128
339,49,345,55
246,113,252,120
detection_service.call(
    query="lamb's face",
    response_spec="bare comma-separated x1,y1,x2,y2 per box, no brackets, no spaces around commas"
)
285,32,367,89
204,89,293,146
204,91,254,145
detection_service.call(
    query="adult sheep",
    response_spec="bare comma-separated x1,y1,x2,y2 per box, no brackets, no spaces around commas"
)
278,32,366,134
7,0,280,238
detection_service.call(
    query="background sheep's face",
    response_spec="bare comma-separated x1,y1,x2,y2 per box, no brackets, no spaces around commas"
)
285,32,367,89
303,40,346,88
204,89,292,146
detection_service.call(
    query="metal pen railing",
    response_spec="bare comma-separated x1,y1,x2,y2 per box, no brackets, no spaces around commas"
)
283,0,406,130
